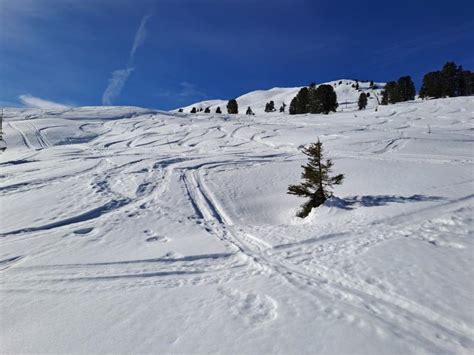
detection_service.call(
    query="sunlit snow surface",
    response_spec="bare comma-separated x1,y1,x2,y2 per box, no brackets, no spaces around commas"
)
174,79,385,114
1,98,473,354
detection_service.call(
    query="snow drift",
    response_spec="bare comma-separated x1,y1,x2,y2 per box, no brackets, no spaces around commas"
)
1,96,473,354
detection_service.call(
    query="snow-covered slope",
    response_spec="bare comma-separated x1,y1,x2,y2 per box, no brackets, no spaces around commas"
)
174,79,385,114
1,97,473,354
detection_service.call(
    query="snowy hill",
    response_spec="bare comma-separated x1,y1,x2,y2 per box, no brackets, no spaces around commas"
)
1,97,473,354
174,79,385,113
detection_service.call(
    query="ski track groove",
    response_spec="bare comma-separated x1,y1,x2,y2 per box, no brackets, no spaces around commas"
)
2,100,473,352
176,164,474,349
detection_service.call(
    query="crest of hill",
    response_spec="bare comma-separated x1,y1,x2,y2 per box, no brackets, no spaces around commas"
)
173,79,386,114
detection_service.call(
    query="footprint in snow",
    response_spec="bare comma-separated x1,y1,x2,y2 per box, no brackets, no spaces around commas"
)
219,287,278,325
73,227,94,235
144,229,168,243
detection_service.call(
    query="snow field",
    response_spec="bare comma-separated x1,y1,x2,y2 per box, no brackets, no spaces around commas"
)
0,97,473,354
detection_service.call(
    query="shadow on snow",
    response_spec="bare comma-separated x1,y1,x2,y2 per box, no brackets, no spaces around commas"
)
326,194,445,210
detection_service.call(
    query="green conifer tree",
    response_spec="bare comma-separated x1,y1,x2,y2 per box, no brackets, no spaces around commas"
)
397,76,416,101
385,81,400,104
289,97,298,115
460,70,474,96
308,85,318,113
381,90,388,105
419,71,444,99
227,99,238,114
264,100,276,112
288,140,344,218
441,62,459,97
358,92,368,110
312,85,338,114
295,87,309,114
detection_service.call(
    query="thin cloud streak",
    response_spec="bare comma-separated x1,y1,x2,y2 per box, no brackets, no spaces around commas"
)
130,14,152,63
178,82,207,99
155,82,208,103
102,68,135,106
102,13,152,105
19,94,70,109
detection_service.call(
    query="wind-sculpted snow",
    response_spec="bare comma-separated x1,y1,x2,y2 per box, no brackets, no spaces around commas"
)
1,97,473,354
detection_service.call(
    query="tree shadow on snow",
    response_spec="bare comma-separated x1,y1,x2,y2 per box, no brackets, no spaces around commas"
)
325,194,445,210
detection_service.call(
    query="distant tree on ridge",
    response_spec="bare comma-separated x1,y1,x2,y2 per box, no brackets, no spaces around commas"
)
358,92,368,110
227,99,238,114
264,100,276,112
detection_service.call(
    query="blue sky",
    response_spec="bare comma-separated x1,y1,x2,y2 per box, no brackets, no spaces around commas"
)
1,0,473,110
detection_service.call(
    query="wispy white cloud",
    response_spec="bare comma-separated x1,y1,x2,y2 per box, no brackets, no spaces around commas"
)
155,82,208,101
130,14,152,62
102,13,152,105
178,82,207,99
102,68,135,106
19,94,70,109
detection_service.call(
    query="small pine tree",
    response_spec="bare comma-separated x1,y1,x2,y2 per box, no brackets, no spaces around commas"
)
289,97,298,115
227,99,238,114
269,100,275,111
461,70,474,96
355,82,359,90
215,107,222,114
369,80,375,88
279,102,286,112
441,62,459,97
178,108,183,112
246,106,254,115
264,100,276,112
190,107,197,113
458,67,469,96
384,81,400,104
311,85,338,114
419,71,444,99
308,85,318,113
358,92,368,110
204,107,211,113
397,76,416,101
381,90,388,105
288,140,344,218
295,87,309,114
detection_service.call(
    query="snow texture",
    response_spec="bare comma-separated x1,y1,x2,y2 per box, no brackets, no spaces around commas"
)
0,96,473,354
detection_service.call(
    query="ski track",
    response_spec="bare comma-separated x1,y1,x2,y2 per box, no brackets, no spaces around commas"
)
177,165,474,351
1,98,473,353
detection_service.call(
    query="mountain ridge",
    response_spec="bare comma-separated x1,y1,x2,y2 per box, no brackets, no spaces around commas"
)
173,79,386,114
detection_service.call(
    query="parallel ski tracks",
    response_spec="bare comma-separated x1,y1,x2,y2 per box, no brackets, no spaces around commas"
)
179,165,474,351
